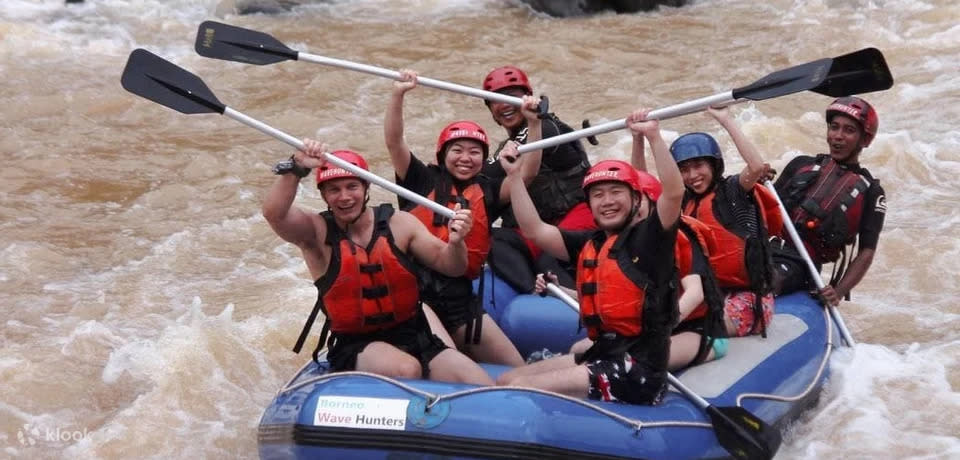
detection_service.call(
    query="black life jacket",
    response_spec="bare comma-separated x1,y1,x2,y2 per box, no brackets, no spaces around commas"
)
781,154,872,265
495,114,590,226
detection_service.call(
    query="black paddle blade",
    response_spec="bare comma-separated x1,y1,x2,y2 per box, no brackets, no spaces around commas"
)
809,47,893,97
733,48,893,101
121,49,226,115
706,405,782,460
733,56,833,101
195,20,298,65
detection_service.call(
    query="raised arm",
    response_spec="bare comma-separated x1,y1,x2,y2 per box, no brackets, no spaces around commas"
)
402,205,472,277
384,69,418,180
262,139,327,247
517,95,543,186
707,106,768,192
629,108,648,172
628,109,683,229
506,165,569,261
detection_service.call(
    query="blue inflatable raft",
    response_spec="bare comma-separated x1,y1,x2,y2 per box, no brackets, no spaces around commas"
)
258,285,835,459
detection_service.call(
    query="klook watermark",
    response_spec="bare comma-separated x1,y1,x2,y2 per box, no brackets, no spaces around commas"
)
16,423,89,446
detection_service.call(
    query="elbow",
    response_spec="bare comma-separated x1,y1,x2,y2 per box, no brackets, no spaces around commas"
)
521,172,537,186
662,184,685,203
746,163,766,183
262,205,285,225
439,261,467,278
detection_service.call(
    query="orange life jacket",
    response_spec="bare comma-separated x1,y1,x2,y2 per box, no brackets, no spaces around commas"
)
674,216,728,364
576,223,672,340
292,204,421,360
675,215,719,322
682,183,782,289
408,182,490,280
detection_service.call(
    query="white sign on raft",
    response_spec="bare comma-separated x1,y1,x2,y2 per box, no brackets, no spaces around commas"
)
313,396,410,431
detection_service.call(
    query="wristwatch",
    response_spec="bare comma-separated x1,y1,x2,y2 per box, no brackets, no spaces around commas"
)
273,155,312,178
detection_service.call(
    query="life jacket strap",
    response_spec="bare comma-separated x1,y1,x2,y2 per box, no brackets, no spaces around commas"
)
364,312,396,326
580,282,598,295
359,263,383,274
293,294,326,354
362,285,389,299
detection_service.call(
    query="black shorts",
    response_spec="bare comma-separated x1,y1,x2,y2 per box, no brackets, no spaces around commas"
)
574,336,668,405
421,273,483,332
430,296,485,332
326,312,448,378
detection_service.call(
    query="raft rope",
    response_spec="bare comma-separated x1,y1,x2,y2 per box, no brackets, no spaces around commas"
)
279,369,710,433
735,303,835,407
277,305,836,434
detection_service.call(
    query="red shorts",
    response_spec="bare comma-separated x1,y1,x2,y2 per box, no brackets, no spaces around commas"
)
724,291,775,337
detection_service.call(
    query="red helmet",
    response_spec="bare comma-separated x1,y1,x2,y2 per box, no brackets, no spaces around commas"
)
635,170,662,201
435,120,489,163
826,96,879,147
482,66,532,95
316,150,369,188
582,160,643,194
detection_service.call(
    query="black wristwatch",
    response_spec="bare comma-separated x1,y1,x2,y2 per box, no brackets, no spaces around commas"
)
273,155,312,178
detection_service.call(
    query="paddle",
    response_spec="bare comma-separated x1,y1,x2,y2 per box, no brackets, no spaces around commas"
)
764,181,856,346
193,21,549,116
516,47,893,154
544,283,782,460
120,48,455,219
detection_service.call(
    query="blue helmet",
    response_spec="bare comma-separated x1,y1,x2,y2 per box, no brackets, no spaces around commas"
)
670,132,724,177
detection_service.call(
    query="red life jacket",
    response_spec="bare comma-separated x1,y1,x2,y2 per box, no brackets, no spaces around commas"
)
682,183,782,290
675,216,727,364
675,216,719,322
576,224,671,340
408,182,490,280
784,155,871,264
292,204,421,360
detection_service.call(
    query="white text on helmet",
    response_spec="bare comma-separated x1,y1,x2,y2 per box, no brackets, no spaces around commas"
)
319,168,353,179
584,170,622,182
448,129,487,143
828,103,862,121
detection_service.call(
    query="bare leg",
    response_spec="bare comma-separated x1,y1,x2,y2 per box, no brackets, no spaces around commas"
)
496,353,578,385
354,341,422,379
422,304,456,348
569,337,592,355
427,348,494,386
452,314,523,367
668,332,715,371
503,361,591,399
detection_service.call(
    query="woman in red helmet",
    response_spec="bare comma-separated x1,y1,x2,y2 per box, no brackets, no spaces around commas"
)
480,65,596,295
263,140,492,385
384,70,544,366
496,108,684,405
773,96,886,306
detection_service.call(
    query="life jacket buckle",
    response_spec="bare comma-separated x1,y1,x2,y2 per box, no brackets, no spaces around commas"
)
365,312,396,326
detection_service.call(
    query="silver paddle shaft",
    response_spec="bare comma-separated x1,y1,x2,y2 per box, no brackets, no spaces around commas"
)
223,107,455,218
297,52,521,107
